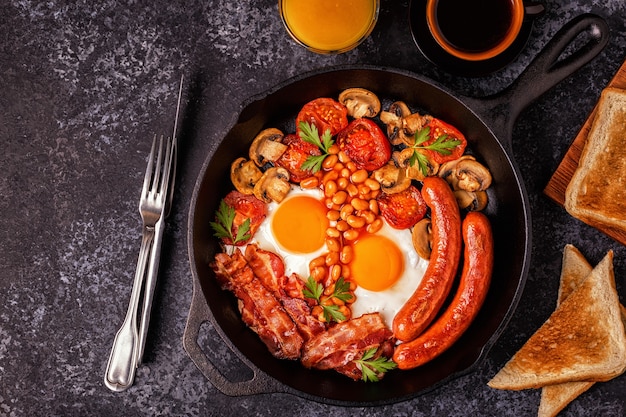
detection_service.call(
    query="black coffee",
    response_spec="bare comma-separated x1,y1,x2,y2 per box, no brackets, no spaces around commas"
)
435,0,514,53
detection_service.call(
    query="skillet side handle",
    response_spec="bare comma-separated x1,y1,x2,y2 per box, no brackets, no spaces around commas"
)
182,277,284,397
474,13,609,146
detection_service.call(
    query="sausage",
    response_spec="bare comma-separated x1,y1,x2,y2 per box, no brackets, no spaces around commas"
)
392,176,462,342
393,211,494,369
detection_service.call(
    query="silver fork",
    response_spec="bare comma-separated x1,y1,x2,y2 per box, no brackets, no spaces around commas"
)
104,133,174,392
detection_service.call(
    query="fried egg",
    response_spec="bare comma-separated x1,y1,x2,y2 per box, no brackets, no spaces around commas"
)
350,221,429,327
252,187,329,277
250,185,428,329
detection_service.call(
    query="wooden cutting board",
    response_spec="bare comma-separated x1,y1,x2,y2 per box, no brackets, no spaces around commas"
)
544,59,626,245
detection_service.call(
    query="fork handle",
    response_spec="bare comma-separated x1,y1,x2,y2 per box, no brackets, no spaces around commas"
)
104,228,154,391
136,216,165,364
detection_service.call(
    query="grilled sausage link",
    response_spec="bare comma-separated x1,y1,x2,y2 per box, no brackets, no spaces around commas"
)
392,176,462,342
393,211,494,369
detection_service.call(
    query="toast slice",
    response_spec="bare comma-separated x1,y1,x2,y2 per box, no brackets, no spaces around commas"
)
488,250,626,390
564,87,626,231
538,245,626,417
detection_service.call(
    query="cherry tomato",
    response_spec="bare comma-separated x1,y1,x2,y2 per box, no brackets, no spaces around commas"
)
275,133,321,182
377,185,427,229
336,118,391,171
423,118,467,164
222,190,266,245
296,98,348,137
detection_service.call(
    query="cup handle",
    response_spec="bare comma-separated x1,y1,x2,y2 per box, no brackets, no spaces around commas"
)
524,2,546,18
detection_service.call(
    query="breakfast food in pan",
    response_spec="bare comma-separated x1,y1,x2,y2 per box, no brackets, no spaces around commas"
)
209,88,494,381
488,244,626,417
565,87,626,232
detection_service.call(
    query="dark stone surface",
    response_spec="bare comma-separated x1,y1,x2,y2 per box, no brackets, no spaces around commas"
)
1,1,625,416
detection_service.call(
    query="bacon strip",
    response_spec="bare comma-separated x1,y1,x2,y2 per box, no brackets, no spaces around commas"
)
244,244,285,296
301,313,394,372
210,249,303,360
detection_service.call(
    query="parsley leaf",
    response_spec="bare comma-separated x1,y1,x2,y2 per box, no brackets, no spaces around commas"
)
303,276,351,323
299,121,334,173
355,348,398,382
209,199,251,245
409,126,462,176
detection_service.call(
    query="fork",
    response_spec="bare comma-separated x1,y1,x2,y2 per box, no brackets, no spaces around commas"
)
104,133,174,392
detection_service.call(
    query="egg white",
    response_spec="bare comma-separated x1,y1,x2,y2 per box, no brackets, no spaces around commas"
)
251,186,328,278
350,221,429,328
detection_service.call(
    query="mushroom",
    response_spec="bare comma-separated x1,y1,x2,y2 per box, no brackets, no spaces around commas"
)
338,88,381,118
454,190,489,211
392,148,440,180
412,218,432,260
249,128,288,167
372,163,412,194
439,155,492,192
253,166,291,203
380,101,412,145
230,157,263,195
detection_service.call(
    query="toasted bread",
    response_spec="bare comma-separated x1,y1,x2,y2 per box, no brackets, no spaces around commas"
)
488,251,626,390
564,87,626,231
538,245,626,417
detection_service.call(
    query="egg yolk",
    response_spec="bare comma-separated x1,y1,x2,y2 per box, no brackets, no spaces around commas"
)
350,234,404,291
271,195,329,253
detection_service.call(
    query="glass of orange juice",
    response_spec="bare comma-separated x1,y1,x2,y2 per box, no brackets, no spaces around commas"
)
279,0,380,54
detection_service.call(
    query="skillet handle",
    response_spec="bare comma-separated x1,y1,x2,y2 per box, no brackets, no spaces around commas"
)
470,13,609,148
182,277,284,397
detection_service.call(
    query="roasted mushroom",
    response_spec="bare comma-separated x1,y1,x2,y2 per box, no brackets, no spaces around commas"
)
249,128,288,167
253,166,291,203
454,190,489,211
372,163,411,194
439,155,492,192
230,157,263,195
338,88,381,118
380,101,431,147
412,218,432,260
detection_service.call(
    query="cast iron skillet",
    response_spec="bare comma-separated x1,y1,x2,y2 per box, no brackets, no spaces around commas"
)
184,14,608,406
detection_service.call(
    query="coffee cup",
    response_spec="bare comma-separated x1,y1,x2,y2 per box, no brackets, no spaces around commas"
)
425,0,544,61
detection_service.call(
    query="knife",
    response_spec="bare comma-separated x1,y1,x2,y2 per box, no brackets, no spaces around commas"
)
136,74,184,365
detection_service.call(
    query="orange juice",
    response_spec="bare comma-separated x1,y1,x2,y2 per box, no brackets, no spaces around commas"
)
280,0,379,53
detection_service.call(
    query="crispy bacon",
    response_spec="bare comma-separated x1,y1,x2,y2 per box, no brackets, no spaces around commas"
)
301,313,394,372
210,249,304,360
281,273,308,300
244,244,285,296
280,296,326,341
334,339,395,381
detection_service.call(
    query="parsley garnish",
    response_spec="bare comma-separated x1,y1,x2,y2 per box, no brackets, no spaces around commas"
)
355,348,398,382
303,276,351,323
299,121,334,173
409,126,462,176
209,199,251,245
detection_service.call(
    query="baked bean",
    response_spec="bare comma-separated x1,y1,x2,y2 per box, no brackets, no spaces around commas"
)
332,190,348,205
347,215,366,229
339,306,351,320
326,237,341,252
340,204,354,220
351,198,369,211
328,144,340,155
361,210,376,224
325,251,340,267
342,265,351,280
367,218,383,234
330,264,342,281
350,169,368,184
300,176,319,189
309,256,326,269
346,161,357,172
369,199,379,214
322,154,338,170
338,150,350,163
346,183,359,197
340,245,353,264
365,178,381,191
323,284,335,297
333,162,345,172
337,177,349,189
343,229,360,241
311,266,327,282
326,209,340,221
326,227,340,238
332,296,345,306
324,180,338,197
336,220,349,232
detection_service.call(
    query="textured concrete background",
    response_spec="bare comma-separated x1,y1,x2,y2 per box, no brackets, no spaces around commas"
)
1,1,625,416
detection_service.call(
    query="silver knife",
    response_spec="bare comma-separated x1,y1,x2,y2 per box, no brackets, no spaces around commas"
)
136,74,184,364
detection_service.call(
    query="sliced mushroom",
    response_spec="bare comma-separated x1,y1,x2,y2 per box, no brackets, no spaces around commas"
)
372,163,412,194
380,101,412,145
253,166,291,203
453,190,489,211
392,148,415,168
338,88,381,118
231,157,263,195
439,155,492,192
412,218,432,260
249,128,288,167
